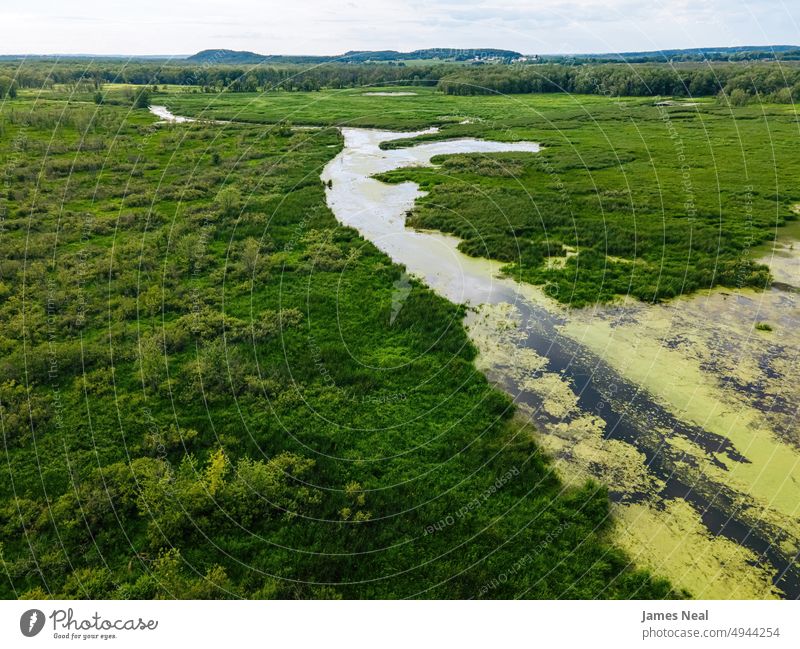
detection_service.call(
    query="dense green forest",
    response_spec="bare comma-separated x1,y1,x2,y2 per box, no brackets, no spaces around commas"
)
540,45,800,63
435,63,800,101
3,58,800,101
0,96,680,598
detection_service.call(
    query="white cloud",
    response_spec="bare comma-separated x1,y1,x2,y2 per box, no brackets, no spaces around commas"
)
0,0,797,55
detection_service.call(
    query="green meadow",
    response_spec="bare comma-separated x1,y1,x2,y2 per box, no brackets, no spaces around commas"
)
2,66,797,598
162,87,799,306
0,94,679,598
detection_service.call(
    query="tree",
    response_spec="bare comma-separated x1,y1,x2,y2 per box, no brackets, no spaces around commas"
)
190,338,247,396
216,186,240,216
0,76,17,99
141,284,163,318
150,548,233,599
727,88,750,106
240,237,261,276
773,87,793,104
136,333,165,390
133,88,151,109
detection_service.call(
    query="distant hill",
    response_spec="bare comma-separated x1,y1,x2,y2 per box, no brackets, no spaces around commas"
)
7,46,792,66
187,49,268,64
186,48,522,65
340,48,521,62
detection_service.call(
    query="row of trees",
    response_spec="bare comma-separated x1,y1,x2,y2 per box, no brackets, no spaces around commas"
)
0,61,439,94
4,59,800,100
437,63,800,101
0,75,17,98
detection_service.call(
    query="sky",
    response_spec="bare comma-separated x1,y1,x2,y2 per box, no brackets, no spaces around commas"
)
1,0,799,56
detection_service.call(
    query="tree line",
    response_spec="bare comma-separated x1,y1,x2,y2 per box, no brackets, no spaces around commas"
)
436,63,800,102
2,60,800,101
0,61,440,94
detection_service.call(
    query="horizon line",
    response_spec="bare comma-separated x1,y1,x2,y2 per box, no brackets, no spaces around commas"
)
1,43,799,60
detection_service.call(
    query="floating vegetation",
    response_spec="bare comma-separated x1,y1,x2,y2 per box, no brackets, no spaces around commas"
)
322,122,800,599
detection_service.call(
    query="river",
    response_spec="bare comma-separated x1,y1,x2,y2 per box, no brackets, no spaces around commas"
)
149,105,800,598
321,126,800,599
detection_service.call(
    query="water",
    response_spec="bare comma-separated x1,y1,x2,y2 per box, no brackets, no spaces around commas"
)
321,127,539,306
321,126,800,599
146,108,799,598
149,105,231,125
149,105,197,123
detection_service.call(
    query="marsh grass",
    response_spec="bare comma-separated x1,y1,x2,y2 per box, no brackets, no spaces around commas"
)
0,97,678,599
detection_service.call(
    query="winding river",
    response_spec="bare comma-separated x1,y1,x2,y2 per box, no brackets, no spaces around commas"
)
321,127,800,599
150,105,800,598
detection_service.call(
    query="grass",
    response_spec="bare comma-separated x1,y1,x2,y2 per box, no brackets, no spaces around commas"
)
0,95,678,599
156,87,798,307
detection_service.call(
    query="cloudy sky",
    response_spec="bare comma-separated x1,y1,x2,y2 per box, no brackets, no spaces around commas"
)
1,0,798,56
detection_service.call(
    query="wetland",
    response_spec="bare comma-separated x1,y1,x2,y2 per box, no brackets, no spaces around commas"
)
322,124,800,598
1,63,798,599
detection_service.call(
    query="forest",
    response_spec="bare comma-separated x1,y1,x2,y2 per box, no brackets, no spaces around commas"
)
3,58,800,102
435,63,800,102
